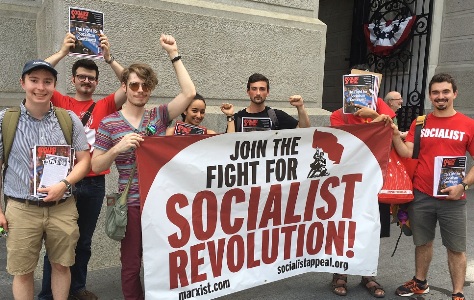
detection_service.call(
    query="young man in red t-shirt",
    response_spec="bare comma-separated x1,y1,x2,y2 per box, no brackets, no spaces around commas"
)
392,73,474,300
38,32,126,300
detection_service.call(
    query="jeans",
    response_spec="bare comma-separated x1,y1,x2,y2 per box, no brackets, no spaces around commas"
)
38,175,105,300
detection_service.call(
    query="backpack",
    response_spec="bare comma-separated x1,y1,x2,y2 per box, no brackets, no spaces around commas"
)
235,108,279,132
2,106,73,169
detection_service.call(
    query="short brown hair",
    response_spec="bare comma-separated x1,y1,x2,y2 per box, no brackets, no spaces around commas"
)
429,73,457,93
247,73,269,91
121,63,158,91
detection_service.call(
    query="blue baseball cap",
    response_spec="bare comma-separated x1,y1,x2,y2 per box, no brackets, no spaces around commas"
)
22,59,58,78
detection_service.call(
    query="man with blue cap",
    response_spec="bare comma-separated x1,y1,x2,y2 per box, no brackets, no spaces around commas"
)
0,59,90,300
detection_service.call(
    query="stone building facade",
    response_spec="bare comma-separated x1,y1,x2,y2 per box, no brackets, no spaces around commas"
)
0,0,473,277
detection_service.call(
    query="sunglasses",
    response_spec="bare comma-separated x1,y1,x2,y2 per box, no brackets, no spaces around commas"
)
128,82,151,92
75,74,97,82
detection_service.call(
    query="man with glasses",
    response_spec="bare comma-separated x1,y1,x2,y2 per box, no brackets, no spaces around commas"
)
384,91,403,112
384,91,407,139
39,32,126,300
91,34,195,300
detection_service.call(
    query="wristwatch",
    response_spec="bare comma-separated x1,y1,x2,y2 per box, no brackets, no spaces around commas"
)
61,179,72,190
461,182,469,191
226,115,235,122
104,55,115,64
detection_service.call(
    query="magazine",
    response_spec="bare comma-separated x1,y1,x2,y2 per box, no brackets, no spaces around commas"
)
240,117,272,132
69,7,104,59
174,121,207,135
433,156,467,197
342,74,377,114
33,145,73,199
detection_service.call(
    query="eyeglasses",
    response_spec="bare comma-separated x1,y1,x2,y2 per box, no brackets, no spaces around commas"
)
128,82,151,92
391,98,403,101
75,74,97,82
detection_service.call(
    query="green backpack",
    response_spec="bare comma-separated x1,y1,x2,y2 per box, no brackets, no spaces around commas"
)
2,106,73,169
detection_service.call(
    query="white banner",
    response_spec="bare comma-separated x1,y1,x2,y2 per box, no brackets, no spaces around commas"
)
137,124,392,300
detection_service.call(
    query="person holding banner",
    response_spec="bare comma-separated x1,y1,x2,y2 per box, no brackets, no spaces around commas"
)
39,31,126,300
329,82,395,298
91,34,196,300
392,73,474,300
227,73,310,132
166,93,233,135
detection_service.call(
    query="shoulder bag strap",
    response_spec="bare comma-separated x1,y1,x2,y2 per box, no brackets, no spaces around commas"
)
120,164,137,205
412,115,426,159
81,102,96,126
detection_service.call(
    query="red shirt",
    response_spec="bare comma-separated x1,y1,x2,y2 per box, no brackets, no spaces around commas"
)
51,90,117,176
330,97,396,126
405,112,474,197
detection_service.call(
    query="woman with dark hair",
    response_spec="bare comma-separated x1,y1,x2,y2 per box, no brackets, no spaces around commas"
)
166,93,234,135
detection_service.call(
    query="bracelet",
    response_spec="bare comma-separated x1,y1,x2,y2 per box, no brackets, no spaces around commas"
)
104,55,115,64
171,55,182,63
226,115,235,122
61,179,72,190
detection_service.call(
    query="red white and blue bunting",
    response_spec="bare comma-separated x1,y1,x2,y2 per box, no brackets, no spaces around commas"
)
364,16,416,56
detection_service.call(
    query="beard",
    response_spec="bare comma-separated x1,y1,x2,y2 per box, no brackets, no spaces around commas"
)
129,100,147,108
434,99,448,111
250,96,265,105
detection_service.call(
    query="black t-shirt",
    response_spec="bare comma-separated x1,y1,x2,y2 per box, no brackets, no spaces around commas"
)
234,106,298,132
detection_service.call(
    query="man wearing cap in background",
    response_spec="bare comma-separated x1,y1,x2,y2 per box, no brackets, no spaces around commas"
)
0,60,90,300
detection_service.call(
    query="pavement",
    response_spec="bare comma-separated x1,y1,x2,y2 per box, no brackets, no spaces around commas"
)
1,190,474,300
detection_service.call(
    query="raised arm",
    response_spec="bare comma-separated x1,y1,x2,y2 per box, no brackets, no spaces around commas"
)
161,34,196,120
99,32,124,81
99,32,126,109
221,103,235,133
45,33,75,66
289,95,310,128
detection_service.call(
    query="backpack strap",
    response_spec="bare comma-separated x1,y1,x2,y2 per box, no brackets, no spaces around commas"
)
2,107,21,168
235,115,241,132
235,107,280,131
54,107,73,145
412,115,426,159
2,107,73,178
267,108,279,130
